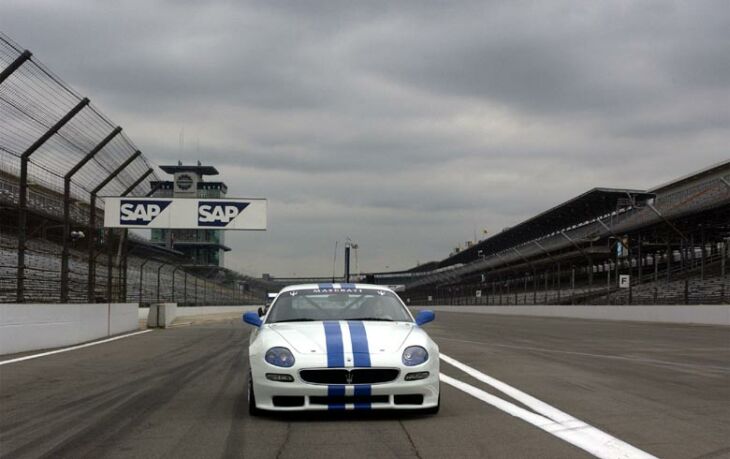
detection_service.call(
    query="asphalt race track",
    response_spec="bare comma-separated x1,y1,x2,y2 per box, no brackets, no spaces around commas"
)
1,312,729,458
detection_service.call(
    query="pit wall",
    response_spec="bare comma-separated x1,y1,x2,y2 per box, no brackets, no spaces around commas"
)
0,303,139,356
137,305,258,322
412,305,730,326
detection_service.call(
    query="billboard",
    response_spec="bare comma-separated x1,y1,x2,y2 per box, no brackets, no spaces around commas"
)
103,197,267,230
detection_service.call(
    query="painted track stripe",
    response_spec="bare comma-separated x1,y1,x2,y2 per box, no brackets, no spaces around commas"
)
440,355,656,459
348,321,371,367
0,330,153,366
341,283,356,289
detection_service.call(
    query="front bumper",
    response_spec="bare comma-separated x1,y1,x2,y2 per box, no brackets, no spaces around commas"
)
250,363,440,411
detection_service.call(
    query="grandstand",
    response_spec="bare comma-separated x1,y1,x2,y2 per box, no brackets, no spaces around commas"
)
0,32,272,305
373,161,730,305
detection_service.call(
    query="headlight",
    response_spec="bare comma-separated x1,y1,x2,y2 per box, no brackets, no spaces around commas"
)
265,347,295,367
402,346,429,366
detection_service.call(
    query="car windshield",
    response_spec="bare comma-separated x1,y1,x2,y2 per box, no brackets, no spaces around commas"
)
266,287,412,323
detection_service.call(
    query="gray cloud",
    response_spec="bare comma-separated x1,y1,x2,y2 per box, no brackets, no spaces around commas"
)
1,0,728,276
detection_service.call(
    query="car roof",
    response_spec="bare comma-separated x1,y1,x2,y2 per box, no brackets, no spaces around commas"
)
279,283,395,293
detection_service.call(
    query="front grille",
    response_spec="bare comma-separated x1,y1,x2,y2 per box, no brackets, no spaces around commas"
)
310,395,389,405
300,368,400,385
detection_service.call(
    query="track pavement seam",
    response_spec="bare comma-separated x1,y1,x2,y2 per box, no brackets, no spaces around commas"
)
398,420,423,459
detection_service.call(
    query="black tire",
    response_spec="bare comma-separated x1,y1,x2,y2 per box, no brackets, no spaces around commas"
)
248,372,261,416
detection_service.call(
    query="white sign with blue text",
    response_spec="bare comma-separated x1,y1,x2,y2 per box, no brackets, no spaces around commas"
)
102,197,267,230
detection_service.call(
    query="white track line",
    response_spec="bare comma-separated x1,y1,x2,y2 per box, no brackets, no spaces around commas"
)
440,354,656,459
0,330,153,366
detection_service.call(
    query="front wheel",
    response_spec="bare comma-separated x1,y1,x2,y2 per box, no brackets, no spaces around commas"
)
247,372,261,416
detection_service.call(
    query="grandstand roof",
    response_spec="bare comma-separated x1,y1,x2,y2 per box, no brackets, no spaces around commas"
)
650,159,730,194
439,187,655,267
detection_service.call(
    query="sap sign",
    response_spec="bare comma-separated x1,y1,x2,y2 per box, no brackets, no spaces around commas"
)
198,201,250,227
103,197,267,230
119,200,172,225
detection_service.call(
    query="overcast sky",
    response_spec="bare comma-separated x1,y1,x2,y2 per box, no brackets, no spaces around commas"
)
2,1,728,277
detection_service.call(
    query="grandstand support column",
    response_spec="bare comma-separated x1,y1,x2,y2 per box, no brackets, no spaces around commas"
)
571,267,576,305
16,97,90,302
700,228,706,281
556,262,561,302
0,49,31,85
60,126,122,302
637,234,643,284
87,150,142,302
666,240,672,283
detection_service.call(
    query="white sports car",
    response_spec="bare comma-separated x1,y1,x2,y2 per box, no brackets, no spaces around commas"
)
242,283,440,414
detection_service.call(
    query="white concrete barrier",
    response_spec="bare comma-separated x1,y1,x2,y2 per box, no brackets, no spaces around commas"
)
146,303,177,328
414,305,730,326
0,303,139,356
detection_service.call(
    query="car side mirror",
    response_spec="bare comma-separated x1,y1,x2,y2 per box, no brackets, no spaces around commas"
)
415,310,435,326
257,307,264,317
243,311,263,327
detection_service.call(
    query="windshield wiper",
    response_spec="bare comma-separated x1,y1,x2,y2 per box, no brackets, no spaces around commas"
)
272,318,317,323
347,317,394,322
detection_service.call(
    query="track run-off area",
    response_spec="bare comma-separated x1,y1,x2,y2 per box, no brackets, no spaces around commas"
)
1,311,728,459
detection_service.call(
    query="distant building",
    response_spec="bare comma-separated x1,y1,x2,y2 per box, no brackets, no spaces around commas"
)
149,162,230,266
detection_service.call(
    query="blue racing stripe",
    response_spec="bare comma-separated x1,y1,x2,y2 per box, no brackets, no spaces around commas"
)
354,384,372,410
323,321,345,410
323,321,344,367
348,321,371,367
341,283,356,289
318,283,334,289
328,385,346,410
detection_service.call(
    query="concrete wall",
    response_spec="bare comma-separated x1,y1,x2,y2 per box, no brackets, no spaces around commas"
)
0,303,139,355
138,305,258,321
414,305,730,326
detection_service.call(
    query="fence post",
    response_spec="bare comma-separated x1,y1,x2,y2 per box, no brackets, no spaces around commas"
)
106,229,114,302
138,260,149,305
157,263,164,303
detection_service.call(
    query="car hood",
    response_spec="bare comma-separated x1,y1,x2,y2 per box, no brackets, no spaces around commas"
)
266,321,416,355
